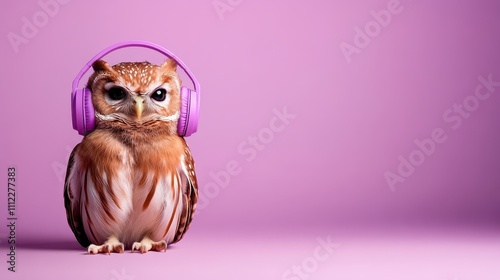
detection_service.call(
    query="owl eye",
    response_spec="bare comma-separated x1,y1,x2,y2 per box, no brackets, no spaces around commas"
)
151,88,167,102
107,87,127,101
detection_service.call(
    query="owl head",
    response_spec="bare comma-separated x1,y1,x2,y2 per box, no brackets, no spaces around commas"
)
87,59,181,134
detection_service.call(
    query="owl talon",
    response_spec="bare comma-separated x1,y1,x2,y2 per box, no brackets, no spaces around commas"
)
115,243,125,253
105,244,111,255
87,245,98,255
131,238,167,253
87,237,124,255
131,242,141,253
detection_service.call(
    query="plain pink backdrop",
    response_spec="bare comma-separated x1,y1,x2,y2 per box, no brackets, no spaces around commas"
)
1,0,500,279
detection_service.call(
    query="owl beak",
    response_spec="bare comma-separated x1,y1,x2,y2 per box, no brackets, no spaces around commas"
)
134,96,144,119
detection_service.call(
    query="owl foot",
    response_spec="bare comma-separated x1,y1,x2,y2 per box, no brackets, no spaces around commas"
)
131,237,167,253
87,236,124,255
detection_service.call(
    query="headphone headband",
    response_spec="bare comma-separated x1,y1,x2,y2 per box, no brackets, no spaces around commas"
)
71,40,200,93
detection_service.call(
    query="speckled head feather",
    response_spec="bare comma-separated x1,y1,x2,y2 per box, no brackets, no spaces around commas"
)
86,59,182,131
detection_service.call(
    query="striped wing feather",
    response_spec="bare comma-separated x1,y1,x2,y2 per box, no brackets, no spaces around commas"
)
173,145,199,243
64,145,91,247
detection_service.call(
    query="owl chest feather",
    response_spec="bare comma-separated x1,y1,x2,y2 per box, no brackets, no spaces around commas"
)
78,129,186,245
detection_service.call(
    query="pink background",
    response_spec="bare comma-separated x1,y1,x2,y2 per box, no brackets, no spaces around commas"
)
1,0,500,279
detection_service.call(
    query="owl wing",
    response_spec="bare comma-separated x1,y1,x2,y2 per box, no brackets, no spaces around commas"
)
63,145,91,247
173,144,199,243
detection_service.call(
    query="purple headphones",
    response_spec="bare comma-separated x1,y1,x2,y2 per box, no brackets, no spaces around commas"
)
71,40,200,137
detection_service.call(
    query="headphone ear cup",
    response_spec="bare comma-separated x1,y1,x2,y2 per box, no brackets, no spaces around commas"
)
72,88,96,136
178,86,200,137
71,89,79,131
83,88,96,135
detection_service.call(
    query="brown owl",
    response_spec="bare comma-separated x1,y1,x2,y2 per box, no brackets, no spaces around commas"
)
64,59,198,254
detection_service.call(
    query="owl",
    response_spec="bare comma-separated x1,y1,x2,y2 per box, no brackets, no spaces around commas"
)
64,59,198,254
